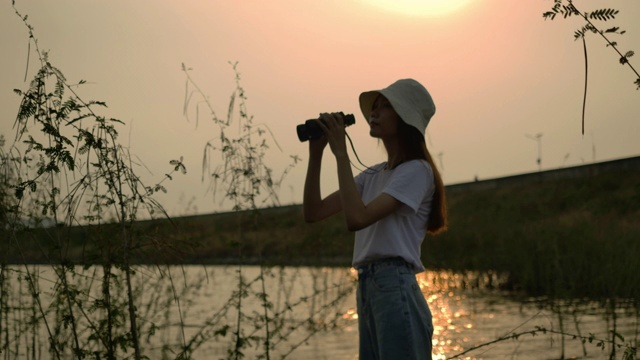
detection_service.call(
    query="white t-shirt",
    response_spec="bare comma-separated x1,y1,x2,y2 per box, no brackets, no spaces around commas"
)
352,159,435,273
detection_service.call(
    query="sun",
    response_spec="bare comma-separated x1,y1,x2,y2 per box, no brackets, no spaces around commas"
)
364,0,474,17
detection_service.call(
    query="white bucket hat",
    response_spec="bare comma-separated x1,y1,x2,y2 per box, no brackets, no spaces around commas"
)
358,79,436,136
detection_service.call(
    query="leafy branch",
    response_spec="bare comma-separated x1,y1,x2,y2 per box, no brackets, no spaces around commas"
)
4,3,191,359
181,62,305,359
447,325,637,359
543,0,639,134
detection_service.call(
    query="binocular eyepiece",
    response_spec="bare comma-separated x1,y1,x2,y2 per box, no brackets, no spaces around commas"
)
296,112,356,142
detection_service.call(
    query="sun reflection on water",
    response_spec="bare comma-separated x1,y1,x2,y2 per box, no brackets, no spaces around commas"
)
342,268,508,359
418,271,477,359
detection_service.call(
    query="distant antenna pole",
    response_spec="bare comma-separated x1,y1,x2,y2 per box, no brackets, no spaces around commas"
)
591,132,596,163
526,133,543,172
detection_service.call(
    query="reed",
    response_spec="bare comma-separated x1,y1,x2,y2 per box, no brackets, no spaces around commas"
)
0,4,351,359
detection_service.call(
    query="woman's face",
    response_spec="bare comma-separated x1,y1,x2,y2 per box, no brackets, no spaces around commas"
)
368,94,400,139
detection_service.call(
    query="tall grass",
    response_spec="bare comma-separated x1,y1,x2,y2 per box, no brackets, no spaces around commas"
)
426,171,640,358
0,5,352,359
425,171,640,301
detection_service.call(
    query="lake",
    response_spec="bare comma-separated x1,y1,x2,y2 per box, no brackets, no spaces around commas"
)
1,265,637,359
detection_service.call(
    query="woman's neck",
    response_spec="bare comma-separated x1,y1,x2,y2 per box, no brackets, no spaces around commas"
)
382,138,402,170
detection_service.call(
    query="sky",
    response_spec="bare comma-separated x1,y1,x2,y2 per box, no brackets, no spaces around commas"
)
1,0,639,217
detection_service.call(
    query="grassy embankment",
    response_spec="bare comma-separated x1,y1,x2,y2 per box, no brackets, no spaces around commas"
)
7,167,640,300
429,169,640,300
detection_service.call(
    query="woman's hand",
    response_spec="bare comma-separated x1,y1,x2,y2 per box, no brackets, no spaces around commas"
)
308,127,328,158
316,112,348,159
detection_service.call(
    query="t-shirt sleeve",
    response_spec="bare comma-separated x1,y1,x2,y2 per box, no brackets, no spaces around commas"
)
383,161,434,215
354,163,384,195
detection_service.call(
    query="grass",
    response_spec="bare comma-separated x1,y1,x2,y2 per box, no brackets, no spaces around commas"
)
426,168,640,301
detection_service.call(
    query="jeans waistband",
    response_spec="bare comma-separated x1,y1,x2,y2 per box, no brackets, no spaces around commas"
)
356,257,411,275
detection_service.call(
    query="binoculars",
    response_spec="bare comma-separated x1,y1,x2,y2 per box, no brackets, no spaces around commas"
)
296,112,355,142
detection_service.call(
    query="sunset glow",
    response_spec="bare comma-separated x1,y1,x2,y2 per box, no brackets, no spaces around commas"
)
1,1,639,216
364,0,474,17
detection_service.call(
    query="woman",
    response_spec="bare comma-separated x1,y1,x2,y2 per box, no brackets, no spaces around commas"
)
302,78,447,359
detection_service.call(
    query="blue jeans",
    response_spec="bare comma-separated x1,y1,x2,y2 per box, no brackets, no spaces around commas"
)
356,258,433,360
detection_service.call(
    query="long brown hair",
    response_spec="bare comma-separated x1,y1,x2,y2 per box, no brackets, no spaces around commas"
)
394,120,448,235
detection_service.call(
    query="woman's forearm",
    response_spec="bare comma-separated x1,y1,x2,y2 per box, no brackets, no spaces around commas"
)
302,151,324,222
335,154,366,230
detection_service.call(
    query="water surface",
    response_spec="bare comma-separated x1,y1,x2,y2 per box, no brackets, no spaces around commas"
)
2,265,637,359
